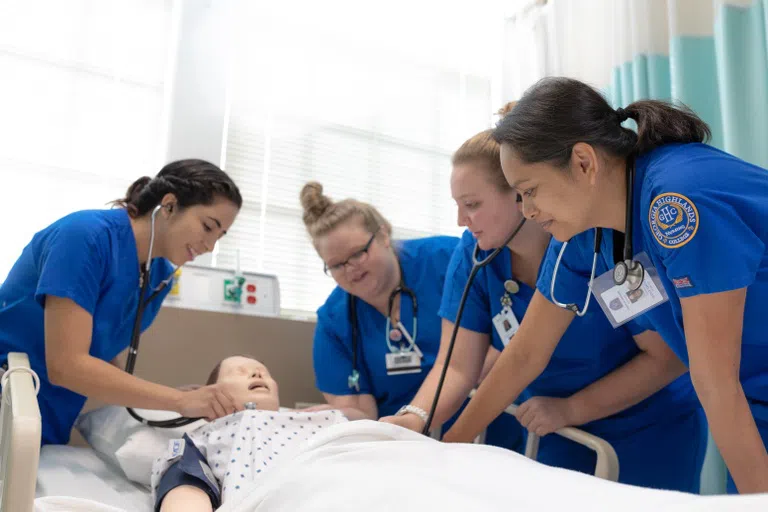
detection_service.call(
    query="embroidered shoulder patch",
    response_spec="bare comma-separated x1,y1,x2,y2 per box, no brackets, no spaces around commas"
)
649,193,699,248
672,276,694,289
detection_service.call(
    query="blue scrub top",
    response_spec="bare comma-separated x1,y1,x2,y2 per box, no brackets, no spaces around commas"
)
0,209,174,445
442,229,700,437
546,143,768,423
313,236,459,418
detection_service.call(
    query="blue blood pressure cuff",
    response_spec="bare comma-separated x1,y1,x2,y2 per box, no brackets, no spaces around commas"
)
155,434,221,512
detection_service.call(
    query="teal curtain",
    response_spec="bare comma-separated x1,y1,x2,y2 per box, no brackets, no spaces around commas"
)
601,0,768,496
606,0,768,169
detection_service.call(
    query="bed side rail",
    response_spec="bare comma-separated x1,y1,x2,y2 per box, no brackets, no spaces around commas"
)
0,352,42,512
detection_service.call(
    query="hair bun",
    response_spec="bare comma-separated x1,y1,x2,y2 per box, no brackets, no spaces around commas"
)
497,101,518,117
125,176,152,203
300,181,333,227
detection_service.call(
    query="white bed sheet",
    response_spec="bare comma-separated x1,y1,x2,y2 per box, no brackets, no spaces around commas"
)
35,445,152,512
32,422,768,512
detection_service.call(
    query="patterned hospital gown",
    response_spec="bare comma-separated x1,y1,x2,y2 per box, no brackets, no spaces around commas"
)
151,409,348,505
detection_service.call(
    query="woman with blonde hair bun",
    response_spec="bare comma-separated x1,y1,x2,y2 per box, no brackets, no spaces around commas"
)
299,182,522,450
383,102,707,493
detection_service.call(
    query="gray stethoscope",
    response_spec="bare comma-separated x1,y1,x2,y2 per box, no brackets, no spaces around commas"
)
422,195,528,435
347,261,418,392
550,157,644,316
124,204,198,428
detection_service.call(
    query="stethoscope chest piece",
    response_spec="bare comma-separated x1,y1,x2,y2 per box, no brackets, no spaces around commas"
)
503,280,519,294
613,260,644,292
389,328,402,342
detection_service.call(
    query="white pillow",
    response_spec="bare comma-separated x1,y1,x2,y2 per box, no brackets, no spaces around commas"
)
75,406,205,486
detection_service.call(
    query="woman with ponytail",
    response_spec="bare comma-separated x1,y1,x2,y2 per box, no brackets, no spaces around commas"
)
444,77,768,495
0,159,243,445
384,103,705,493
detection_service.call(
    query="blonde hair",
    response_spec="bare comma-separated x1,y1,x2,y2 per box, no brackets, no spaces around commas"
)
451,101,517,192
300,182,392,241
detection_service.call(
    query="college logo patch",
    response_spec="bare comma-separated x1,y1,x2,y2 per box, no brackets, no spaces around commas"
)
672,276,694,289
649,193,699,249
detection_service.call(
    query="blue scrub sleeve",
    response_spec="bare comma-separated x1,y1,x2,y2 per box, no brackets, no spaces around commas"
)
155,434,221,512
646,191,764,298
34,223,107,315
537,236,648,337
312,314,372,397
437,241,492,334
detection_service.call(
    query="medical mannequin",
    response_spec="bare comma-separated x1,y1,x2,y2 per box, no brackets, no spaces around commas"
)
382,109,707,492
0,160,242,445
152,356,348,512
445,77,768,495
301,183,522,450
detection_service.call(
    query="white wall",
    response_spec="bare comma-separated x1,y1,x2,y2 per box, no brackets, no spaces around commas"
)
162,0,237,266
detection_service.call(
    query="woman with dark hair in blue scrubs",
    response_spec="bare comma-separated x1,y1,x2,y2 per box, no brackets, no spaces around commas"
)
0,159,243,445
383,104,707,492
300,182,522,451
445,77,768,495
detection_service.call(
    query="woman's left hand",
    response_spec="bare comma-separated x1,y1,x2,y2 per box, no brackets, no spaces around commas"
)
514,396,575,436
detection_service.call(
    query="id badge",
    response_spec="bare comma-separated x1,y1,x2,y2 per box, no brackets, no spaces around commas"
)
385,351,422,376
592,252,669,328
492,306,519,347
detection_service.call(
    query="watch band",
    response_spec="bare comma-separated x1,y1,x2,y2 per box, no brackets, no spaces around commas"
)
396,404,428,424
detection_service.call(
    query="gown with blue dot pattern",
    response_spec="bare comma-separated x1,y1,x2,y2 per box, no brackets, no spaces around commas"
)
150,409,347,504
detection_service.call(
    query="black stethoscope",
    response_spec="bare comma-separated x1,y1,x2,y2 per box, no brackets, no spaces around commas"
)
422,195,528,435
550,156,645,316
123,204,199,428
347,261,418,392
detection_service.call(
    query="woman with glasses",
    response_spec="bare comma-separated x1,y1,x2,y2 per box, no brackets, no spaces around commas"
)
298,182,524,450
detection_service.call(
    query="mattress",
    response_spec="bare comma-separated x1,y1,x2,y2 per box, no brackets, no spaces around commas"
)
35,445,152,511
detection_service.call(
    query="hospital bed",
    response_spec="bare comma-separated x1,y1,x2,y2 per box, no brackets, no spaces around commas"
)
0,351,624,511
4,352,768,512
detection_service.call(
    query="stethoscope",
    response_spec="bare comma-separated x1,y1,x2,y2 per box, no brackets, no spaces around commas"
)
123,204,200,428
422,201,528,435
550,157,645,316
347,261,418,392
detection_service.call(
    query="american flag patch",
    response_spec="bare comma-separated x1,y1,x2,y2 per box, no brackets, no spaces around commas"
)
672,276,694,289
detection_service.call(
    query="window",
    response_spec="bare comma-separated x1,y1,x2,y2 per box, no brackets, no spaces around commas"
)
219,2,503,315
0,0,173,280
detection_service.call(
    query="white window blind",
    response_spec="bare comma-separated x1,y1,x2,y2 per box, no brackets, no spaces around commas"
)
0,0,173,280
219,2,504,315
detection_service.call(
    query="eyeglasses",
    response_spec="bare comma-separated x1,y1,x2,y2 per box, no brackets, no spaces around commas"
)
324,232,377,276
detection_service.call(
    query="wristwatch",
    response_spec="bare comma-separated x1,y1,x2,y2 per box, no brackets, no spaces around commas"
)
395,404,429,424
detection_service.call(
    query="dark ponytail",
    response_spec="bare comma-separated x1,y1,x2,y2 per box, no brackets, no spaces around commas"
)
622,100,711,155
492,77,711,166
113,159,242,218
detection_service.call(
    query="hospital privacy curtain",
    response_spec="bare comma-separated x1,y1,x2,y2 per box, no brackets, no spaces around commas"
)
0,0,173,281
218,2,502,315
504,0,768,169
